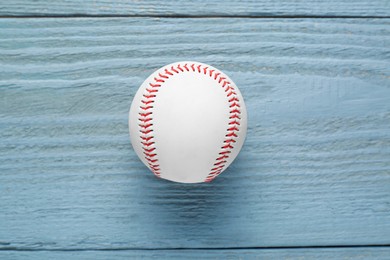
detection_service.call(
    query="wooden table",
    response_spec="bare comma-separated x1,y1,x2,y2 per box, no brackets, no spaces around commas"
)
1,1,389,259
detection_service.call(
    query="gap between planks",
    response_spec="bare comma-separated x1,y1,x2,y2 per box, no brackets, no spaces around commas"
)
1,14,390,19
1,244,390,252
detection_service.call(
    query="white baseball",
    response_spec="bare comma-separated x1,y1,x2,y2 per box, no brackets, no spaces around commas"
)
129,61,247,183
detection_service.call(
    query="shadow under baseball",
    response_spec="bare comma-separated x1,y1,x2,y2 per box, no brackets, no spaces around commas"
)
127,151,252,249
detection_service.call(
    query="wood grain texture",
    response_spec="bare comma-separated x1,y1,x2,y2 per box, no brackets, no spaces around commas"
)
0,0,389,17
1,247,390,260
0,18,390,251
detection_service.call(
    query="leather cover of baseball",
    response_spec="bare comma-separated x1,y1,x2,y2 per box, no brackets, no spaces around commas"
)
129,61,247,183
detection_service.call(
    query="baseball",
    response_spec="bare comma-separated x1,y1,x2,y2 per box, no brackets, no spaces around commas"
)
129,61,247,183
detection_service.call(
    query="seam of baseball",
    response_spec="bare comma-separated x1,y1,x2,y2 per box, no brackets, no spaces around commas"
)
138,62,241,181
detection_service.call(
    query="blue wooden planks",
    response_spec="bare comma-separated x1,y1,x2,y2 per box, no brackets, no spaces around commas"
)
1,247,390,260
0,0,389,17
1,18,389,254
1,0,390,257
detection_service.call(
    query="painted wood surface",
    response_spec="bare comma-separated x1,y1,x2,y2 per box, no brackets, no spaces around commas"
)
0,0,389,17
1,18,389,256
1,247,390,260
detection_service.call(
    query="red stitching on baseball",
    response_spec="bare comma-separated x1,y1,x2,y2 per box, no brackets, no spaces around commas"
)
227,126,239,131
139,85,160,176
159,73,169,79
227,91,237,97
222,144,234,149
143,147,156,153
211,165,224,171
229,102,240,108
139,112,152,117
217,154,229,160
226,132,238,137
171,66,179,73
154,77,164,83
203,63,241,181
140,105,153,110
149,83,161,88
225,86,234,92
143,152,157,157
141,100,154,105
140,129,153,134
214,160,226,166
229,97,239,102
219,150,231,154
139,117,152,123
146,158,158,163
229,114,241,120
229,120,240,125
138,62,242,181
177,64,184,72
141,141,155,146
165,69,173,76
139,123,153,128
146,88,158,93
